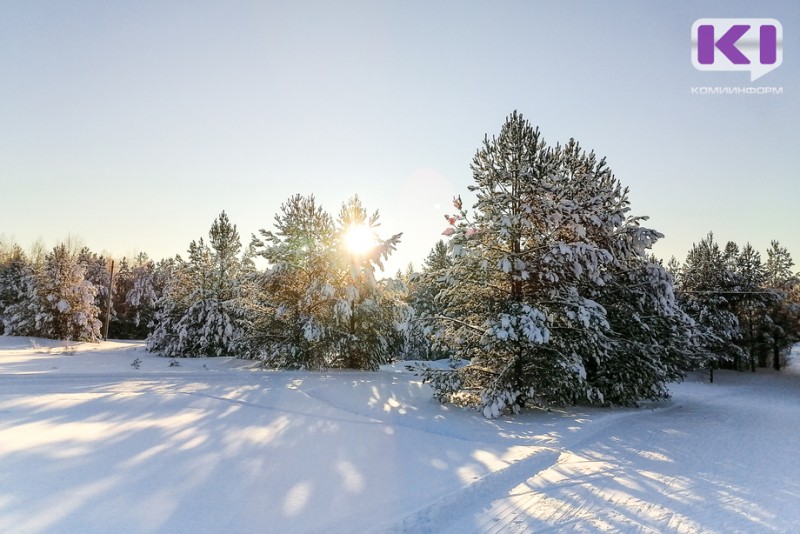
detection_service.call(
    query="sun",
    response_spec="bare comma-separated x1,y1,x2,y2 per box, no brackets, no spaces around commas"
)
343,224,376,256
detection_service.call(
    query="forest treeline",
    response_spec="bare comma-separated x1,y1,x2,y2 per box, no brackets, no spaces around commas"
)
2,112,798,417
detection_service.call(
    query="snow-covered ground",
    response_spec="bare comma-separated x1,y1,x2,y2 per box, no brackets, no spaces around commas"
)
1,338,798,533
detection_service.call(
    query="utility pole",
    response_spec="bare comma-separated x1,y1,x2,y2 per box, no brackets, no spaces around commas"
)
103,260,115,340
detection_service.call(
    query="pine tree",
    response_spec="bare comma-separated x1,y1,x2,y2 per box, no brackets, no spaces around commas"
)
676,233,746,370
147,212,251,357
331,196,404,370
733,243,770,370
763,241,800,370
78,248,114,337
0,246,36,336
250,194,340,369
594,256,699,403
250,194,404,370
28,244,102,341
403,241,454,360
766,240,795,288
106,253,164,339
421,112,693,417
108,257,135,338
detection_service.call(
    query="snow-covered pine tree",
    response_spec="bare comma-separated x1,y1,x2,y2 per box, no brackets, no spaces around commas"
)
388,264,418,360
403,240,454,360
113,253,167,339
330,195,404,370
675,233,746,370
250,194,404,370
590,255,698,404
722,241,741,274
549,138,696,404
763,241,800,370
147,212,251,357
422,111,692,417
28,244,102,341
766,240,796,289
78,248,114,337
108,253,158,339
423,114,609,416
0,245,36,336
732,243,771,370
108,257,135,338
250,194,340,369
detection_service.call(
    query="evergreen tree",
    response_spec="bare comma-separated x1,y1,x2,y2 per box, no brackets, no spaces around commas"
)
78,248,114,338
734,243,770,370
250,194,340,369
403,241,454,360
109,257,136,338
764,241,800,370
331,196,405,370
147,212,251,357
594,256,699,403
766,240,795,288
421,112,692,417
28,244,102,341
676,233,746,370
250,194,404,370
107,253,165,339
0,246,36,336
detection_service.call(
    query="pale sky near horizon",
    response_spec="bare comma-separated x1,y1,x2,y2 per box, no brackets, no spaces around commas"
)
1,1,798,274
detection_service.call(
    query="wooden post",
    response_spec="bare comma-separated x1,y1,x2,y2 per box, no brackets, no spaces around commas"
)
103,260,115,340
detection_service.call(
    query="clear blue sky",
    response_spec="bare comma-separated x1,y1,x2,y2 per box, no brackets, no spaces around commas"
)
1,1,798,274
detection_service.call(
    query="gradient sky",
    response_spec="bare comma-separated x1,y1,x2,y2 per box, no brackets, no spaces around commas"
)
1,1,798,274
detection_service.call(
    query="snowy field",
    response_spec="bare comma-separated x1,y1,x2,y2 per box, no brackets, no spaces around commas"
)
1,338,799,533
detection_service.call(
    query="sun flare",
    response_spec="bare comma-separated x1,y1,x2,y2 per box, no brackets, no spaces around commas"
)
343,224,376,256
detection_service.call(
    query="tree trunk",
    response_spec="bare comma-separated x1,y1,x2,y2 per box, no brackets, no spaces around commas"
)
758,347,768,368
773,344,781,371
